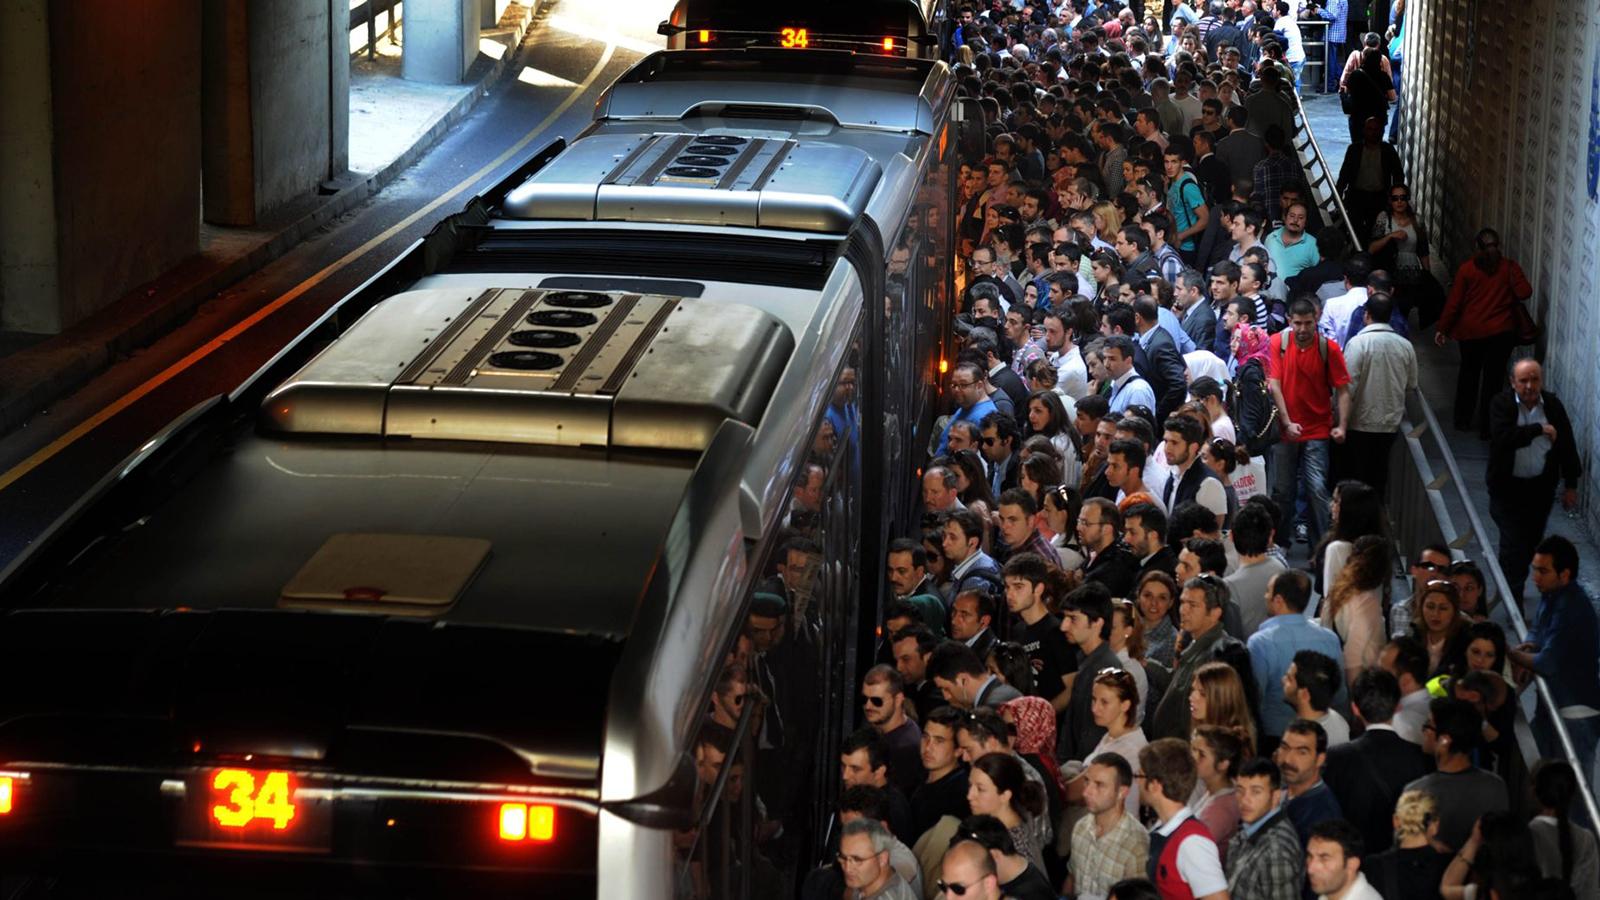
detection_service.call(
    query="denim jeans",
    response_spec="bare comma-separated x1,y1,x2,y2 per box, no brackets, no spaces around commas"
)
1290,59,1305,93
1271,438,1331,547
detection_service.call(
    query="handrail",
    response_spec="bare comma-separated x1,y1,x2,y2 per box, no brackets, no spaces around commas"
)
1287,82,1362,251
1286,78,1600,828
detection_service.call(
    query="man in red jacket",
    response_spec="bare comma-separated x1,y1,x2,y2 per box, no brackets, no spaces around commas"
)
1434,228,1532,439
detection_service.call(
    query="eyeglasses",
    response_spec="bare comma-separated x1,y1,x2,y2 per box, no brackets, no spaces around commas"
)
981,436,1000,446
862,694,887,708
937,880,981,896
837,853,878,866
951,379,977,389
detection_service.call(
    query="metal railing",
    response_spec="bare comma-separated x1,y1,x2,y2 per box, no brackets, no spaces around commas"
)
1287,80,1600,827
351,0,402,59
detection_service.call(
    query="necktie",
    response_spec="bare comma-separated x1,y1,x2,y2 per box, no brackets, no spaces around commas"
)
1163,473,1176,507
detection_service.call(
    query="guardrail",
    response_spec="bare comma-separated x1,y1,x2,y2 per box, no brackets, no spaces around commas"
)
1287,81,1600,827
351,0,402,59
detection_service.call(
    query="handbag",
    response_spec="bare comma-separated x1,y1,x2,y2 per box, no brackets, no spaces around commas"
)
1510,299,1541,344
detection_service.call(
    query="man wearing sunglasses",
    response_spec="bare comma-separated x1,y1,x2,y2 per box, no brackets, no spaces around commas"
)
863,665,926,799
937,840,1003,900
1390,543,1451,638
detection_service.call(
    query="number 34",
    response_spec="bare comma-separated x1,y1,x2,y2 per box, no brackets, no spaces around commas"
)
211,769,297,830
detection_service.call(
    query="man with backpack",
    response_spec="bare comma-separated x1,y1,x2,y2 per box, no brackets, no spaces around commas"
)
1267,298,1352,550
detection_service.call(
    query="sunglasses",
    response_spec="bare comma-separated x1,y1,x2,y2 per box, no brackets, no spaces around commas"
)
1416,561,1444,571
981,436,1000,446
937,880,982,896
862,694,888,708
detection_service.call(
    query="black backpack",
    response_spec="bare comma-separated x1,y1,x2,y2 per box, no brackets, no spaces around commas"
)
1229,357,1281,456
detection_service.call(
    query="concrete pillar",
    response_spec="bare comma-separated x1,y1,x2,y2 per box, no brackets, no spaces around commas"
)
480,0,513,29
201,0,345,226
405,0,480,85
47,0,203,330
0,0,61,334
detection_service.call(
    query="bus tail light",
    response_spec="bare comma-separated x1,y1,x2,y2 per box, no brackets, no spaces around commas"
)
499,803,556,842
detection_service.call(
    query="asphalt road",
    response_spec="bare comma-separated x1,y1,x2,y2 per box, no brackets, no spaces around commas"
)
0,0,669,572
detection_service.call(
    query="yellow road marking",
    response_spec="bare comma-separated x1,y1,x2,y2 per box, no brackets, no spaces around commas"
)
0,41,619,493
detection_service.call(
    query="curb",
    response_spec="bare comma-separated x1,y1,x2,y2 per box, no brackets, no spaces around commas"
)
0,0,546,436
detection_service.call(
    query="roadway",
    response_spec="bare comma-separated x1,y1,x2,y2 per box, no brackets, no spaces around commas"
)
0,0,671,572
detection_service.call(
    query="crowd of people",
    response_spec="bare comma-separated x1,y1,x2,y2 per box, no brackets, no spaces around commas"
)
684,2,1598,899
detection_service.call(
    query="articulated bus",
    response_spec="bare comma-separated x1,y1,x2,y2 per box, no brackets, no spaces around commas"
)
0,26,968,900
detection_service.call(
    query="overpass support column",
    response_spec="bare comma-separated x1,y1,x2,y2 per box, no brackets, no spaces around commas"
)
201,0,350,227
403,0,480,84
0,0,201,334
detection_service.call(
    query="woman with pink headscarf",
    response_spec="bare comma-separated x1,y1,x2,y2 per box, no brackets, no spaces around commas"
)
1228,323,1276,495
1001,696,1067,810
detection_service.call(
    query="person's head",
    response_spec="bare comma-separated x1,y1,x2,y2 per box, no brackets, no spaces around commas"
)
1283,650,1340,715
1191,724,1246,788
949,362,987,412
1409,542,1453,592
1423,695,1482,761
923,466,961,512
996,489,1042,551
1509,357,1545,409
1349,667,1401,727
950,586,996,642
1305,820,1366,899
1162,414,1206,468
1380,635,1430,694
1391,789,1439,845
967,752,1046,822
927,640,988,708
746,592,787,652
1207,259,1240,301
915,709,960,786
1176,537,1226,582
1233,756,1284,825
886,537,929,597
1461,620,1508,676
1101,335,1137,378
1230,502,1274,557
1122,502,1167,559
1134,570,1178,627
838,818,894,893
979,411,1020,465
891,624,937,684
1077,496,1122,553
942,509,986,566
1000,550,1055,617
1082,751,1135,817
939,839,1001,900
1104,438,1146,494
1531,534,1580,594
1446,560,1486,618
1475,226,1502,266
862,664,907,729
1177,574,1227,636
1026,390,1070,437
1287,296,1318,344
1137,738,1197,811
1416,578,1461,638
1106,879,1162,900
1062,582,1114,649
1190,660,1251,733
1267,568,1312,616
840,727,890,789
1275,719,1328,790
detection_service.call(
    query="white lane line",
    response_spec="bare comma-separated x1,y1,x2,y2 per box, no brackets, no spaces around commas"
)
544,13,663,57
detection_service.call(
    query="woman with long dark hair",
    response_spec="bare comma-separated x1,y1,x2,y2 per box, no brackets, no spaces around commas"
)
1368,181,1444,328
1133,570,1181,669
967,753,1049,871
1530,759,1600,900
1323,533,1389,685
1316,479,1385,596
1024,390,1081,484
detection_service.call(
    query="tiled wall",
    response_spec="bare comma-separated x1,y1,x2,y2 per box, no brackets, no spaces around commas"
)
1399,0,1600,538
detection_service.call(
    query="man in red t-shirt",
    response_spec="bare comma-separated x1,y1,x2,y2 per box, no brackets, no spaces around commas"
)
1267,297,1352,550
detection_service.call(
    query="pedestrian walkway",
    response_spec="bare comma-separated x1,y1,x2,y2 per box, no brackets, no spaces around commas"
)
1300,92,1600,606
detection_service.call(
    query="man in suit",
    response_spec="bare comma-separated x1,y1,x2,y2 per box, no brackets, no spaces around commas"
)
1175,269,1218,351
973,329,1030,413
1128,299,1188,424
927,640,1021,710
1191,125,1233,207
1123,502,1178,581
1149,574,1247,740
1323,669,1429,855
978,412,1021,499
1486,359,1582,595
1214,106,1266,186
1078,498,1142,597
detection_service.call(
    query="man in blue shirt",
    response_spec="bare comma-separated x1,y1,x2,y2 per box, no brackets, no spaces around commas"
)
935,362,998,456
1103,335,1156,415
1509,535,1600,775
1247,569,1346,750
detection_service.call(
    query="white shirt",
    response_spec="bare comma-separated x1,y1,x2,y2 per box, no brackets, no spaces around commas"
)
1056,345,1091,399
1210,412,1238,444
1394,689,1430,744
1275,14,1306,63
1153,808,1229,896
1318,286,1367,340
1316,710,1352,748
1513,398,1553,478
1320,871,1384,900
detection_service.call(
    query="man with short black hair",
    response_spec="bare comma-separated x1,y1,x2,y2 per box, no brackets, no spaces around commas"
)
1062,582,1124,760
910,706,970,838
863,665,925,798
1403,697,1509,851
1507,534,1600,776
995,488,1057,567
1105,438,1153,509
937,362,1000,456
840,727,917,844
1322,669,1429,854
1160,415,1227,521
890,625,944,723
1104,335,1157,416
1078,497,1141,597
1226,757,1304,900
1276,718,1342,846
886,538,945,638
1379,636,1432,744
1305,819,1382,900
1124,502,1176,582
949,587,998,662
1249,570,1345,747
1282,651,1350,747
979,412,1022,499
1069,753,1151,900
941,509,999,605
927,641,1021,711
1268,297,1351,549
1000,552,1075,711
1225,504,1285,635
1175,269,1217,350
